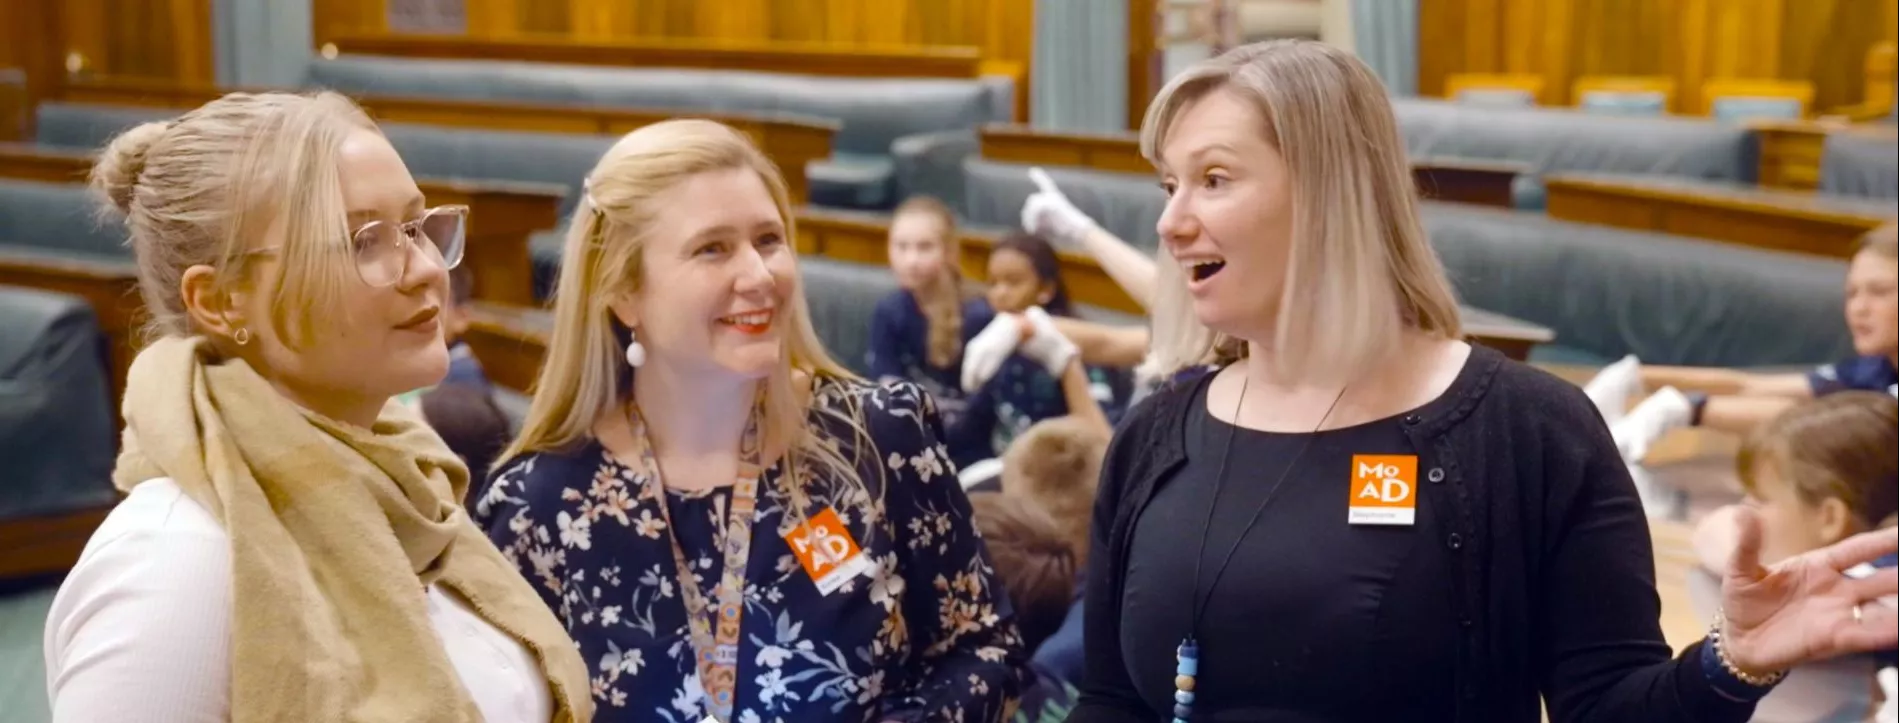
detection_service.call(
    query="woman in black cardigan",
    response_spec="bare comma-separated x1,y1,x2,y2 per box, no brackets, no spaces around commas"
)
1067,40,1899,723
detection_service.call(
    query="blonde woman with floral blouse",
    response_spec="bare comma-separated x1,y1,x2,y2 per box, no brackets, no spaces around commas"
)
475,119,1026,723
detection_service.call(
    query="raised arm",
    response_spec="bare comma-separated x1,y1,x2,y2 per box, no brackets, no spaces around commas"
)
1049,317,1150,369
1023,167,1158,310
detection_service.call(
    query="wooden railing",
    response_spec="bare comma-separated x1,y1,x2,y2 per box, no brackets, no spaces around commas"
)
1544,173,1896,258
976,124,1528,208
56,76,839,205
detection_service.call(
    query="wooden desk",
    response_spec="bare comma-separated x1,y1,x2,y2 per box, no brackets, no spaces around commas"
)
1752,120,1899,191
0,142,563,306
1463,307,1555,362
976,125,1524,208
58,77,840,204
1411,157,1528,208
462,300,553,396
1543,173,1895,258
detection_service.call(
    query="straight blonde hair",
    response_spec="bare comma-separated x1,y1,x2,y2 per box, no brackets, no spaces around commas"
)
501,120,866,505
1137,40,1462,384
92,92,373,348
892,195,966,369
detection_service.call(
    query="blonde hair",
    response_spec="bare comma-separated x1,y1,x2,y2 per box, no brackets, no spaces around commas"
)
502,120,864,504
92,92,376,347
1739,391,1899,528
892,195,966,369
1859,221,1898,259
1000,416,1109,568
1137,40,1462,384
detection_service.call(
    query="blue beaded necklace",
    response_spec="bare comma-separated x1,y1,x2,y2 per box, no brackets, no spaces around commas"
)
1172,373,1347,722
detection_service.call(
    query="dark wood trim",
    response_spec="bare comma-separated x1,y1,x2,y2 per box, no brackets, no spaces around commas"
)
1126,0,1158,131
0,504,115,580
326,31,1002,80
1544,173,1895,258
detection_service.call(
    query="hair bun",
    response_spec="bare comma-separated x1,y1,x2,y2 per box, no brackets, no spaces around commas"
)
90,121,170,214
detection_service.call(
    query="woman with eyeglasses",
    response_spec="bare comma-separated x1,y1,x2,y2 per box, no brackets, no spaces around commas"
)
41,92,591,722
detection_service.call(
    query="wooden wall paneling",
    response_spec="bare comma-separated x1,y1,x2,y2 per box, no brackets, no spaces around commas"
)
821,0,865,44
58,0,109,78
567,0,632,39
0,0,60,139
166,0,216,83
1777,0,1890,112
463,0,518,36
51,0,214,83
698,0,772,41
1128,0,1157,130
1417,0,1471,97
770,0,831,42
1533,0,1575,104
312,0,385,46
1421,0,1896,116
1462,0,1504,72
517,0,570,35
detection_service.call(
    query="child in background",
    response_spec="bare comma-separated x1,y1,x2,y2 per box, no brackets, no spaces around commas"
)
999,416,1109,568
441,265,490,389
967,492,1080,722
1690,391,1899,723
869,196,994,436
396,265,491,410
953,232,1118,465
1593,222,1897,464
999,417,1109,691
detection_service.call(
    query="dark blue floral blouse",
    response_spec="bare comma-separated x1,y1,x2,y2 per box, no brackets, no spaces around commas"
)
475,378,1026,723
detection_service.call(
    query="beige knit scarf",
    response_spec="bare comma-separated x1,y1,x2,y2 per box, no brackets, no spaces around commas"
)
113,336,592,722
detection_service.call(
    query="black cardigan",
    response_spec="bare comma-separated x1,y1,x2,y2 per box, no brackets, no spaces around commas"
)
1066,346,1760,723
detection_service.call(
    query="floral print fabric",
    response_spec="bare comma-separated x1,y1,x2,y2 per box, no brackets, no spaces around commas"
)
476,378,1025,722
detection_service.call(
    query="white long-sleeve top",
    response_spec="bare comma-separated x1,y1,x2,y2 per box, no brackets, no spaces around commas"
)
42,478,554,723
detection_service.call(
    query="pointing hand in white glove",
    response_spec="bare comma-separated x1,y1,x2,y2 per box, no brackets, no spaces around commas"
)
962,313,1024,393
1022,167,1099,244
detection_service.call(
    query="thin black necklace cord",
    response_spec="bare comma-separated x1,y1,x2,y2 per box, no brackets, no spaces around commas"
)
1186,372,1351,634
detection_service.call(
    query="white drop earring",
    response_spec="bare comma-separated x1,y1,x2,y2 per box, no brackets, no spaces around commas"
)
624,330,646,368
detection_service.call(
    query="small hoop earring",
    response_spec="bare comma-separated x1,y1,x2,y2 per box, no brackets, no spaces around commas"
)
232,327,251,346
624,331,646,368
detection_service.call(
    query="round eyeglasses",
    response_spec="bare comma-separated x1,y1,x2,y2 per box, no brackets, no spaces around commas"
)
350,205,468,287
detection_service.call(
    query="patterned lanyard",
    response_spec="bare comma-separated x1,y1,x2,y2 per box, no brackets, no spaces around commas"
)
631,399,765,723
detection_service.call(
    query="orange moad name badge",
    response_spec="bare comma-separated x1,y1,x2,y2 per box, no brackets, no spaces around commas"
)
783,507,873,595
1348,454,1417,525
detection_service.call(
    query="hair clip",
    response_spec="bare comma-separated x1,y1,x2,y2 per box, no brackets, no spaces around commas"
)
581,176,604,214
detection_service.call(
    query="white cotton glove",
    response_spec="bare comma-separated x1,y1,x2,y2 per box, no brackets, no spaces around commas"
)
962,313,1024,393
1021,167,1099,244
1878,668,1897,723
1611,386,1694,465
1583,354,1645,425
1017,306,1080,378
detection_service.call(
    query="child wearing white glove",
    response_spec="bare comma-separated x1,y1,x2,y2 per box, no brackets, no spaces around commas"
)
1586,225,1898,465
947,232,1119,465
